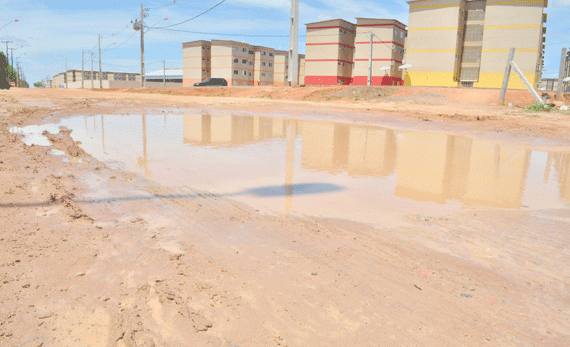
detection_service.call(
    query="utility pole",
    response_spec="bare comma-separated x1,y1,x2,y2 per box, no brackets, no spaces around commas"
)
288,0,299,86
368,31,373,86
556,47,567,100
65,57,68,89
163,59,166,87
1,40,12,60
16,61,19,87
141,3,145,88
81,49,85,89
99,34,103,89
9,47,16,68
91,52,94,89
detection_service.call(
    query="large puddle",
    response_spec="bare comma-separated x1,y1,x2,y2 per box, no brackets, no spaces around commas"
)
19,114,570,227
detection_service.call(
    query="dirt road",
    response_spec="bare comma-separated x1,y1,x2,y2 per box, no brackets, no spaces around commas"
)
1,88,569,346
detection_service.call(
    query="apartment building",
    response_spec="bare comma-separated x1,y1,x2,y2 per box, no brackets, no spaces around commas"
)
211,40,256,86
253,45,275,86
182,40,211,87
274,51,306,85
405,0,548,89
352,18,407,85
51,70,140,88
305,19,356,85
182,40,305,87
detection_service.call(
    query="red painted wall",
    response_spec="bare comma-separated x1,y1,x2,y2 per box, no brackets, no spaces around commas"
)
305,75,402,86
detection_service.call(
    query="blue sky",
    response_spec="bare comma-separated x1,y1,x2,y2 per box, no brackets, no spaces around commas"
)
0,0,568,85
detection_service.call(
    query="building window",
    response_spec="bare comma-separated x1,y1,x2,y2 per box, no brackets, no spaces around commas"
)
269,62,272,67
262,51,266,56
249,61,253,65
249,50,254,54
243,71,247,75
202,58,205,60
202,47,205,49
262,62,266,66
269,73,273,78
269,52,274,57
262,72,265,77
249,72,252,76
234,70,238,75
242,59,247,64
234,58,239,63
242,47,247,52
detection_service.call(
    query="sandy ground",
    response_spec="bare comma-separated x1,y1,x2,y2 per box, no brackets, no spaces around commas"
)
0,87,569,347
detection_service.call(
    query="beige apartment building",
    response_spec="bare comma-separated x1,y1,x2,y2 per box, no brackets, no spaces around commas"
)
405,0,547,89
182,40,211,87
273,50,305,85
352,18,406,85
253,45,275,86
182,40,306,87
51,70,140,88
305,19,356,85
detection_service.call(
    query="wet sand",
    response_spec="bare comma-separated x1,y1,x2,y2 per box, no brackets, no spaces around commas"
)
1,88,569,346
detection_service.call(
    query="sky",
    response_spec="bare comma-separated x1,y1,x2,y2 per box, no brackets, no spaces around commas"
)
0,0,568,86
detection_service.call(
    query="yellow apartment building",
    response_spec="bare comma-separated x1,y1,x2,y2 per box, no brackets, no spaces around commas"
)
305,19,356,85
352,18,407,85
405,0,547,89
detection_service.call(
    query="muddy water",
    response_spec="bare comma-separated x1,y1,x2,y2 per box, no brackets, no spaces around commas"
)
32,114,570,227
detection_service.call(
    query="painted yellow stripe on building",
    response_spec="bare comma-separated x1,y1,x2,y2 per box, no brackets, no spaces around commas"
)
410,4,463,9
484,24,541,29
487,0,543,5
481,49,539,52
408,27,458,31
407,49,460,53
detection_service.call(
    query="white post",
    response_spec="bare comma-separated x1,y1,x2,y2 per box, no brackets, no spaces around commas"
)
288,0,299,86
368,32,373,86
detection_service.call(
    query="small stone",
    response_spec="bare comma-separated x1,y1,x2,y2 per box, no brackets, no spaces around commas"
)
22,284,30,288
75,272,86,277
460,293,472,298
465,286,475,291
311,272,318,276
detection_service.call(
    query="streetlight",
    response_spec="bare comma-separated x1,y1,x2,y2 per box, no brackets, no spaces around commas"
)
0,19,19,31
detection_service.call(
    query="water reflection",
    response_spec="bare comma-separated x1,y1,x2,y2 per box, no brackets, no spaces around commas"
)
55,113,570,226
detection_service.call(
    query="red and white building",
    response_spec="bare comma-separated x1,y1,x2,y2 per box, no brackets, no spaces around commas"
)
304,18,407,86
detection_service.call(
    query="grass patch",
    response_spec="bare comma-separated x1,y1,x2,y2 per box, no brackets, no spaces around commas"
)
526,103,553,112
526,114,541,118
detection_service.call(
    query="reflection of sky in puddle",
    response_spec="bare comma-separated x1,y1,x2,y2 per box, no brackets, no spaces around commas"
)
29,114,570,228
8,124,61,146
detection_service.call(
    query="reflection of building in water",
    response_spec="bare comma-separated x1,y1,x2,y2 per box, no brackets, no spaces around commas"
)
395,132,454,204
395,132,530,208
302,121,397,176
553,152,570,204
301,121,343,173
183,114,286,146
464,141,530,208
348,127,396,177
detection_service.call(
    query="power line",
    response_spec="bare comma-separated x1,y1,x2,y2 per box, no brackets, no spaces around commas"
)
158,27,364,38
149,0,228,29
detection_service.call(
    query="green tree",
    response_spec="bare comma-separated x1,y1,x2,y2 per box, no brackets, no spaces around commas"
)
0,52,10,89
33,81,43,88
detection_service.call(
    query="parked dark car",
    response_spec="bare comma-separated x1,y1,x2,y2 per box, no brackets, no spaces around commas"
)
193,78,227,87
